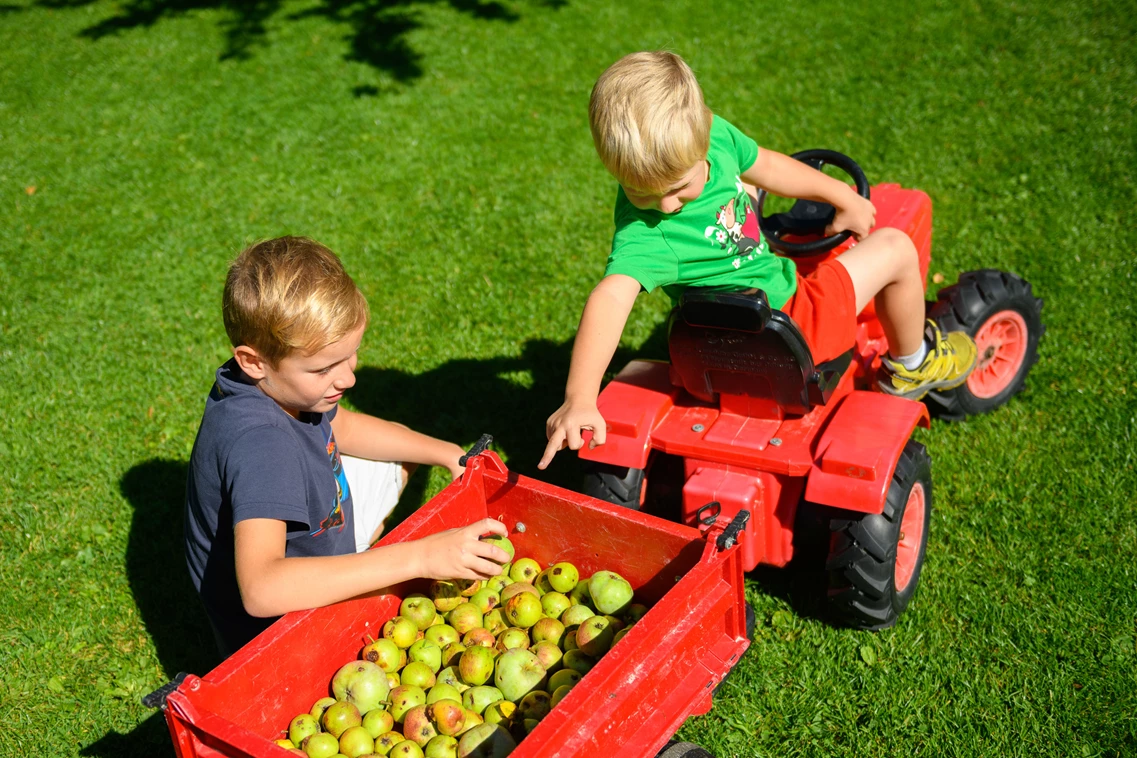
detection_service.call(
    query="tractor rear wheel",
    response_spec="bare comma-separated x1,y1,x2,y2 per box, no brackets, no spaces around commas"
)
581,461,646,510
926,269,1044,420
826,440,932,630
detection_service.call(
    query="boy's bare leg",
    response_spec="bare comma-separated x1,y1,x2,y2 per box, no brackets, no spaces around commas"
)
367,462,417,546
834,227,924,356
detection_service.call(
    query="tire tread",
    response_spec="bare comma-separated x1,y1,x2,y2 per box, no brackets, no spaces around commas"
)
927,269,1044,420
824,441,932,630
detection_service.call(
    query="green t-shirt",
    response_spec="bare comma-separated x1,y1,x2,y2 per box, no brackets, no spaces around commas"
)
604,116,798,308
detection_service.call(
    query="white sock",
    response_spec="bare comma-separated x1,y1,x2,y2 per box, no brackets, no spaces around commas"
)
891,340,929,371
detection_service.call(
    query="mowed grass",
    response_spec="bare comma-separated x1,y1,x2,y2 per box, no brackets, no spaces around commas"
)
0,0,1133,756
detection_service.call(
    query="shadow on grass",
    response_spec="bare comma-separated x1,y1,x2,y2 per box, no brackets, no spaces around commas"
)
349,330,669,532
35,0,567,87
746,559,830,626
86,459,218,758
119,459,220,676
81,711,174,758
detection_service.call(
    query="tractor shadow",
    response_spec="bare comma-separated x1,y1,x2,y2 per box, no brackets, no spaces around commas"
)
745,557,831,627
349,328,669,531
35,0,567,87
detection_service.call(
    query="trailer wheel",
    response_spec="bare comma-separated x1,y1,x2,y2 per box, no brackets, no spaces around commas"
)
826,441,932,630
581,461,646,510
925,269,1044,420
656,741,714,758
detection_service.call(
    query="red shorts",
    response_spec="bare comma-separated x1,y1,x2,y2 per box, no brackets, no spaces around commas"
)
781,258,858,364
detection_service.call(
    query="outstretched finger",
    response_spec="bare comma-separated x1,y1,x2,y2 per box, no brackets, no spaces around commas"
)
538,431,565,470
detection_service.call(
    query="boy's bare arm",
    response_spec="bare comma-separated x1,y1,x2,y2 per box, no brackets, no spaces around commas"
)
742,149,876,240
539,274,641,470
331,408,466,478
233,517,509,618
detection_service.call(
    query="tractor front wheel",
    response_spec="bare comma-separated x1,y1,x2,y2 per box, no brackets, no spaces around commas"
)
826,440,932,630
926,269,1044,420
581,461,646,510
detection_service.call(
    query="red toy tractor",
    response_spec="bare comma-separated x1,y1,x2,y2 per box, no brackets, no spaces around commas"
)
577,150,1044,630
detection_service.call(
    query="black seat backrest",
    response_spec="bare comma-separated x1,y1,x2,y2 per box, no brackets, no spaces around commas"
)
668,287,851,416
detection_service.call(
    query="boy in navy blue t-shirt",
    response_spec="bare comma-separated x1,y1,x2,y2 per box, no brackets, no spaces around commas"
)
185,236,509,657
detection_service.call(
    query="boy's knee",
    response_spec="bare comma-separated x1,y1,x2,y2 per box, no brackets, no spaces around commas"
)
871,226,915,253
869,227,918,271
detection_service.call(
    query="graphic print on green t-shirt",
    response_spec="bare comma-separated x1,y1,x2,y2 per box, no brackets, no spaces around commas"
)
603,116,798,308
705,179,768,265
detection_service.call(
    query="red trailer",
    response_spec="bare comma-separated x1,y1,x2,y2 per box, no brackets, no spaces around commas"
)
148,448,753,758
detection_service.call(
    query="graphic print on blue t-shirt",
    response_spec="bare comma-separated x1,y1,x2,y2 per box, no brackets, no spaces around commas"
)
704,177,769,270
311,426,349,536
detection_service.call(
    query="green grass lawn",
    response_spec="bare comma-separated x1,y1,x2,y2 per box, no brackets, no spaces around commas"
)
1,0,1134,755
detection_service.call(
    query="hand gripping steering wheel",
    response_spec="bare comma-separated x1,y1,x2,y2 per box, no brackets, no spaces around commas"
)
755,149,871,257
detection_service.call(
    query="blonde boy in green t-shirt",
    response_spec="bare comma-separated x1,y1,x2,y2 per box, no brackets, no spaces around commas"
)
539,51,977,470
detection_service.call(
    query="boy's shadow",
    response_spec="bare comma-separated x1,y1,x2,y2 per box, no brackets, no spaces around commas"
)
82,459,221,757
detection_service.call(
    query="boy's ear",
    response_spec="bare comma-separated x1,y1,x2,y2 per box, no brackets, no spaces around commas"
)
233,345,269,380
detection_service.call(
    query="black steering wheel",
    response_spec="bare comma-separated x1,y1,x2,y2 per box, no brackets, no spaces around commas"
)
755,149,871,257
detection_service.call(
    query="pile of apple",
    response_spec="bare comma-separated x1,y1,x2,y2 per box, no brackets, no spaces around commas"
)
274,534,648,758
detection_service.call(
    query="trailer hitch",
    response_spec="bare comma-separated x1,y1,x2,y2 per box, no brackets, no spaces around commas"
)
142,672,189,709
716,509,751,552
459,434,494,467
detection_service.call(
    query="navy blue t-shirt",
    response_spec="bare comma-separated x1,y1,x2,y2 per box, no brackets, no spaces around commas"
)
184,359,357,657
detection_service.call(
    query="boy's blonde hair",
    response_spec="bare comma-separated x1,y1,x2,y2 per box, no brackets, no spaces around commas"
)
223,236,369,367
589,51,713,193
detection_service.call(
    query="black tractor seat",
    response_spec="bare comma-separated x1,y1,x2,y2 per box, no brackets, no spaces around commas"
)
668,287,852,417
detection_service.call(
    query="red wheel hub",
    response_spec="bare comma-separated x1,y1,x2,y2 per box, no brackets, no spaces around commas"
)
967,310,1028,399
894,482,926,592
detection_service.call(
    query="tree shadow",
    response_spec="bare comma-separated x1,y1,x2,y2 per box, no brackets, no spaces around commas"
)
36,0,567,86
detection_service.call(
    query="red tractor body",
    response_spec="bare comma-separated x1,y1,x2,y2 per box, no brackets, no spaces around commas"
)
581,183,933,570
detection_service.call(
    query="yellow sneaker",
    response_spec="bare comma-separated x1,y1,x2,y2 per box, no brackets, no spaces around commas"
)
879,320,978,401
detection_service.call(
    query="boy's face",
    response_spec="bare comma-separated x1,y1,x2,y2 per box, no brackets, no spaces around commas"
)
621,159,708,214
245,323,365,418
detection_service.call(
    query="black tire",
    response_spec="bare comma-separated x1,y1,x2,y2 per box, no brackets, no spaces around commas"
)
656,741,714,758
581,461,646,510
826,441,932,630
925,269,1044,420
